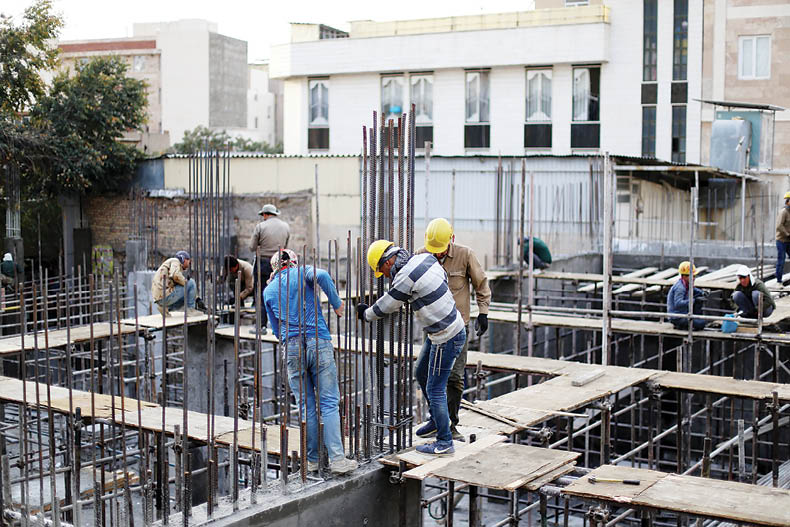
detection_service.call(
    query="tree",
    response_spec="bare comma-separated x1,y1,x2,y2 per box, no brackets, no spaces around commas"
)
173,125,282,154
28,56,148,195
0,0,62,116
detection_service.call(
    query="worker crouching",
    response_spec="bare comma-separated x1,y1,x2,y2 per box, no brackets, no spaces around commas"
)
358,240,466,456
731,265,775,319
667,261,708,330
151,251,200,317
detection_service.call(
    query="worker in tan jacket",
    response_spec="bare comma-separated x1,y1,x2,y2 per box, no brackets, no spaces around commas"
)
776,191,790,284
223,255,254,306
415,218,491,441
249,204,290,332
151,251,199,317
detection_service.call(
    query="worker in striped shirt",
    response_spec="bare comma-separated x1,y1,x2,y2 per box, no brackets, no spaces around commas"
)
357,240,466,456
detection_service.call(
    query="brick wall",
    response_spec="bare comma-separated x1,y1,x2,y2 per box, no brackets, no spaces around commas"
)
85,191,314,269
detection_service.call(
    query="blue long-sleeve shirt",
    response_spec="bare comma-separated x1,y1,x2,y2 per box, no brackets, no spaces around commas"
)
263,265,342,342
667,279,705,317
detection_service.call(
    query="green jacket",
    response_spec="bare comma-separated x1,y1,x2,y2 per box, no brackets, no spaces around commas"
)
0,260,19,278
522,237,552,265
731,277,775,312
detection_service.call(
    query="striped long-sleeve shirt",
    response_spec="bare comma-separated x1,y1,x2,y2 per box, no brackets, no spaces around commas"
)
363,252,465,344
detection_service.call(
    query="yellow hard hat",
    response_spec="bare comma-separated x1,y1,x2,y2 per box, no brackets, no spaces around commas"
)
425,218,454,254
784,191,790,200
678,261,698,276
367,240,394,278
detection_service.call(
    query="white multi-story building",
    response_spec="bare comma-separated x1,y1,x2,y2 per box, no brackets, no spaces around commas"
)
270,0,703,163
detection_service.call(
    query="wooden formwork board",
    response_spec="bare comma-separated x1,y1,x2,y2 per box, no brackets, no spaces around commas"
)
120,312,210,329
564,465,790,527
428,443,579,491
396,434,506,480
578,267,658,294
0,322,137,355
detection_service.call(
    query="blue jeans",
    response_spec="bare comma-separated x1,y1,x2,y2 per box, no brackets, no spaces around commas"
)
286,337,343,463
415,328,467,443
159,278,196,309
732,290,774,318
777,241,790,282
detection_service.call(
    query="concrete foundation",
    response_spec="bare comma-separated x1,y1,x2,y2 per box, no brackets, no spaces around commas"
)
176,462,421,527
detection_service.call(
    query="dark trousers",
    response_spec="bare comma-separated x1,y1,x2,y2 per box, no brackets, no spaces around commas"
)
254,258,273,327
777,241,790,282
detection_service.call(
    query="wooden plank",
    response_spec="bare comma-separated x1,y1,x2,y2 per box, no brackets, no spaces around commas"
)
0,323,137,355
571,368,606,387
633,473,790,527
466,351,567,376
120,311,210,329
578,267,658,294
652,371,780,400
429,443,579,491
613,268,677,296
563,465,667,502
399,434,506,480
524,463,576,491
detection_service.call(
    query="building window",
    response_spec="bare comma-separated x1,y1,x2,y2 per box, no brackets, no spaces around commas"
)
465,71,490,148
571,66,600,148
525,69,552,148
308,78,329,149
643,0,657,82
671,105,686,163
642,106,656,157
133,55,146,72
381,75,404,123
673,0,688,81
739,35,771,80
411,74,433,149
254,117,259,129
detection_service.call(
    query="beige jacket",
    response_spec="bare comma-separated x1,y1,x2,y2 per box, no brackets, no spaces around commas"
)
777,207,790,242
249,217,290,258
151,258,187,302
229,259,254,300
416,243,491,324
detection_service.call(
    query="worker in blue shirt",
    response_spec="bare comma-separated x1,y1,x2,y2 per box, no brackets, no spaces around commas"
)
667,261,708,330
263,249,357,476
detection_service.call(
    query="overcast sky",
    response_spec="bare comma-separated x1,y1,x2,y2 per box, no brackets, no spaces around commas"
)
3,0,536,61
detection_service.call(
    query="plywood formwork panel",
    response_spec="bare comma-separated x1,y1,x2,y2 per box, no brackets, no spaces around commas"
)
0,322,137,355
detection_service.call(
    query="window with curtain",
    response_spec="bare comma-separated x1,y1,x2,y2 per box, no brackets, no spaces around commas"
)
526,69,552,122
572,67,599,122
465,71,490,123
410,74,433,124
381,75,404,123
308,78,329,149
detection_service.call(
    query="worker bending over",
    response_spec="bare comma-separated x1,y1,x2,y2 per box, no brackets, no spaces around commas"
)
357,240,466,456
223,255,254,306
667,261,707,330
521,236,552,270
263,249,357,475
416,218,490,441
152,251,200,317
249,203,290,333
731,265,775,319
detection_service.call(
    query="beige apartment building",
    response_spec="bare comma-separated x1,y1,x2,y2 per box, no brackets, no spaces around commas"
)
59,38,170,154
700,0,790,171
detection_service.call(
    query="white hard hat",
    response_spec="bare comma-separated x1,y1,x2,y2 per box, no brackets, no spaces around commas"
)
735,265,750,277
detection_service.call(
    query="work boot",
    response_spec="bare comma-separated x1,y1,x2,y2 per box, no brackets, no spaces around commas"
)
451,427,465,442
195,297,207,311
307,460,319,472
157,304,170,317
330,457,358,475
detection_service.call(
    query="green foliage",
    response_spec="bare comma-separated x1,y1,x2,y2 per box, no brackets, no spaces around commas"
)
0,0,62,116
173,125,282,154
29,56,148,195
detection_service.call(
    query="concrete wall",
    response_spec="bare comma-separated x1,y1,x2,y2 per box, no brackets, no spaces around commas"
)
209,33,248,129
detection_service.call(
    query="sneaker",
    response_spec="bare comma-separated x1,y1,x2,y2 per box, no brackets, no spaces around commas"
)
157,304,170,317
307,460,318,472
195,297,207,311
329,457,358,475
416,421,437,438
451,427,465,442
186,308,204,317
416,441,454,456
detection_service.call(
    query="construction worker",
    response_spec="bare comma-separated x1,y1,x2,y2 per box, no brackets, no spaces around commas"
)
0,253,20,288
263,249,357,475
249,203,290,333
667,261,707,330
731,265,775,319
521,236,552,269
151,250,199,317
415,218,490,441
776,191,790,284
222,255,254,306
357,240,466,456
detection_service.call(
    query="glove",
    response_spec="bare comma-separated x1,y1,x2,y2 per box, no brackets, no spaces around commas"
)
356,303,369,321
475,314,488,337
226,293,235,306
